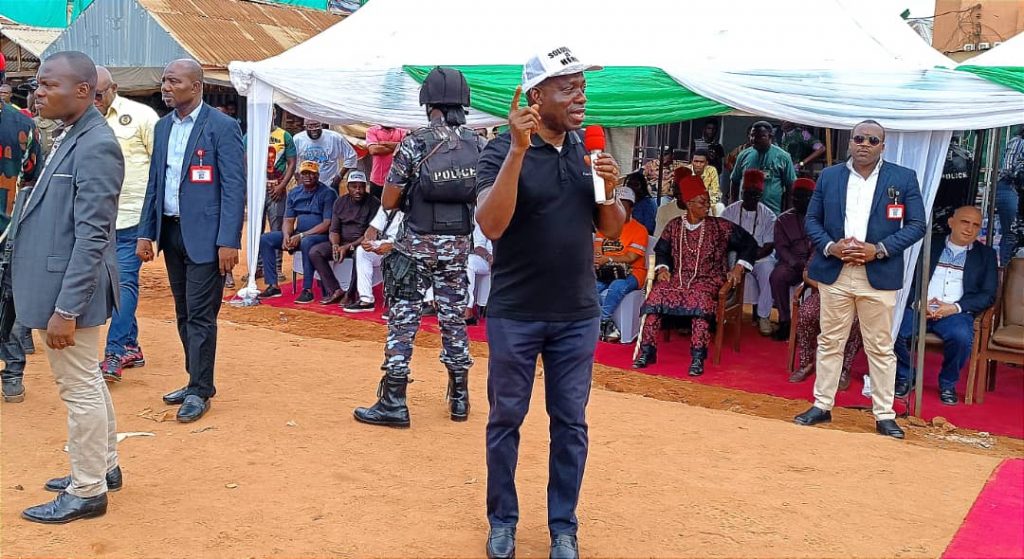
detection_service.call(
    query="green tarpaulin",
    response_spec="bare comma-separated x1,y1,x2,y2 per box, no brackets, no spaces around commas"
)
957,65,1024,95
405,65,730,127
0,0,92,28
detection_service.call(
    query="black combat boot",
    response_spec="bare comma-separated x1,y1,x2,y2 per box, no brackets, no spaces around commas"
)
447,370,470,422
354,372,410,428
632,344,657,369
688,347,708,377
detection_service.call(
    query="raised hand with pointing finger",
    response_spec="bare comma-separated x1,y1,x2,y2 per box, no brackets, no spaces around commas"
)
508,86,540,153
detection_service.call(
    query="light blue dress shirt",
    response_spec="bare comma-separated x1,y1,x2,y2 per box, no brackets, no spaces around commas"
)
164,101,204,216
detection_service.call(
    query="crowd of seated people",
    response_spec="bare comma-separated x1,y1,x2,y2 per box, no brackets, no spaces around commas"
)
594,187,648,342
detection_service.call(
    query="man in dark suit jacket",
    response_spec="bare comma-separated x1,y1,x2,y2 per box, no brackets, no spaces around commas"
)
14,51,124,524
895,206,998,405
137,59,244,423
794,119,926,439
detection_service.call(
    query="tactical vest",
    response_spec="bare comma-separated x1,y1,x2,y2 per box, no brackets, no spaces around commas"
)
404,126,481,236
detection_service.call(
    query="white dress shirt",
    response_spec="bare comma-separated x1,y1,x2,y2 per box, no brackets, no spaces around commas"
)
927,239,970,311
844,158,882,242
164,101,204,217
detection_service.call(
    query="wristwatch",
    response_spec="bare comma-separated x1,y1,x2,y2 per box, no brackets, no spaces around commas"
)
299,232,305,240
874,243,886,259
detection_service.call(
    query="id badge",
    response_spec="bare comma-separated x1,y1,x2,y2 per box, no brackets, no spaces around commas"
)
190,165,213,183
886,204,905,220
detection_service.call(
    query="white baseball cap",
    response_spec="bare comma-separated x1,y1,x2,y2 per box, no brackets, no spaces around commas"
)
521,46,602,92
347,170,367,183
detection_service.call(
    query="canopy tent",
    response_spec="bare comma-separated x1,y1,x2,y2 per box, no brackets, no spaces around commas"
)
228,0,1024,326
957,31,1024,94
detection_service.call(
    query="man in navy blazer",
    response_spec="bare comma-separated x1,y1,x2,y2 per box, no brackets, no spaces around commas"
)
137,59,244,423
794,120,926,439
894,206,997,405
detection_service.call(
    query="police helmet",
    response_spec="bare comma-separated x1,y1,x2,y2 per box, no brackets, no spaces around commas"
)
419,67,470,107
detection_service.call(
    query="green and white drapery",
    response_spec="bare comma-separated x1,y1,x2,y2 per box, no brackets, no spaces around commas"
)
228,0,1024,313
957,31,1024,94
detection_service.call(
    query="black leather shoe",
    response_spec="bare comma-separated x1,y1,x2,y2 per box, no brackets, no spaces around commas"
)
771,321,791,342
486,526,516,559
794,406,832,426
876,419,905,439
45,466,122,493
894,379,911,398
632,344,657,369
939,387,958,406
163,387,188,405
21,491,107,524
550,534,579,559
176,395,210,423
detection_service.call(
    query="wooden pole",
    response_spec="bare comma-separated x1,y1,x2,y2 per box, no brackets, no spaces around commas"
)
825,128,834,166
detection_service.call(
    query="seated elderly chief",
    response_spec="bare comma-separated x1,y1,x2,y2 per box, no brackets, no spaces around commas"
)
595,186,649,343
722,169,778,336
791,254,863,387
258,160,338,303
633,175,758,376
309,170,380,305
894,206,998,405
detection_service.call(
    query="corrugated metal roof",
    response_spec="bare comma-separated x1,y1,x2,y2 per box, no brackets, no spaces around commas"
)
0,23,63,58
137,0,343,67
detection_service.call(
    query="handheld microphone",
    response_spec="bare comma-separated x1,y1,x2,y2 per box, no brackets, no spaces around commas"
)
584,125,607,203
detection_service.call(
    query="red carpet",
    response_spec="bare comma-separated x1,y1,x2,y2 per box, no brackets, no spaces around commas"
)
260,283,1024,438
942,458,1024,559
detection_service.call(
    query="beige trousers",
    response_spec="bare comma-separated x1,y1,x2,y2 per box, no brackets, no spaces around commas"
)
41,325,119,498
812,265,898,420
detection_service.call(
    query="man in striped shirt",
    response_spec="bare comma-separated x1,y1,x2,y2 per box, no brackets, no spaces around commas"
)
893,206,998,405
995,128,1024,265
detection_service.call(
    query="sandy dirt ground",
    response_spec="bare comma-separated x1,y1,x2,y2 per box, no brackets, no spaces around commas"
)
1,260,1021,558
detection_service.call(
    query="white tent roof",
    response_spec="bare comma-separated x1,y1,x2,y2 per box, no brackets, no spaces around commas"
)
960,30,1024,67
230,0,1023,131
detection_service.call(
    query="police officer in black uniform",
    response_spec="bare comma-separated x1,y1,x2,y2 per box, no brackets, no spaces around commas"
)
353,67,485,428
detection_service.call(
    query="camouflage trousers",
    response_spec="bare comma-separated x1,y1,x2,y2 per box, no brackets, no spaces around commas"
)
385,232,472,378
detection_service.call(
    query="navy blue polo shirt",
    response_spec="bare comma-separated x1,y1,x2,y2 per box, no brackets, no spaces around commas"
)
285,182,337,232
475,131,599,322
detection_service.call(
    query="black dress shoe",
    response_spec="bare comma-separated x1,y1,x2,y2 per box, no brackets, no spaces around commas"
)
894,379,911,398
550,534,579,559
21,491,107,524
939,387,958,406
163,387,188,405
688,347,707,377
45,465,122,493
876,419,905,439
176,395,210,423
793,406,832,426
486,526,516,559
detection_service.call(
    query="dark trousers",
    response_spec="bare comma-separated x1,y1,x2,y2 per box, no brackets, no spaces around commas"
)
260,231,328,291
369,181,384,200
1,322,28,378
485,316,600,536
161,218,224,399
769,262,804,323
895,308,974,391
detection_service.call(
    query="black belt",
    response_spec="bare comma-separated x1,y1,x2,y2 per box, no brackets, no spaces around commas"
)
162,215,181,223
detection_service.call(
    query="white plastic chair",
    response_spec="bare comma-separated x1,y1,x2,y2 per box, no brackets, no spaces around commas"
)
611,235,657,343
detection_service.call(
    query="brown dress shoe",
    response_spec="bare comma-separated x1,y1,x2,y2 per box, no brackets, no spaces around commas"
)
789,363,814,383
319,289,345,305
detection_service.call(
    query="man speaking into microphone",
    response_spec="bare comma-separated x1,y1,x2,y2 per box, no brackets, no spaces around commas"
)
475,47,623,559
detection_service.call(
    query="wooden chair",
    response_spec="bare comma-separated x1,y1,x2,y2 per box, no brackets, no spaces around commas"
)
968,259,1024,404
661,271,746,365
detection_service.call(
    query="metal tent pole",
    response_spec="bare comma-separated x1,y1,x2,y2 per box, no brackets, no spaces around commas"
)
913,226,932,417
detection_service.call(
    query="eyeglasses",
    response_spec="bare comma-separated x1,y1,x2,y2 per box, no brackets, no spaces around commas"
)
852,135,882,146
94,87,111,100
685,197,709,207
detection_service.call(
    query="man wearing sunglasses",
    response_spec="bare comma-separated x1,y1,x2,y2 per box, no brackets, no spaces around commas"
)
794,119,926,439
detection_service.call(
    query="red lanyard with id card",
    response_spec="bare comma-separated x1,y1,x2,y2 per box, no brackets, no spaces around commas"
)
190,148,213,184
885,186,904,221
